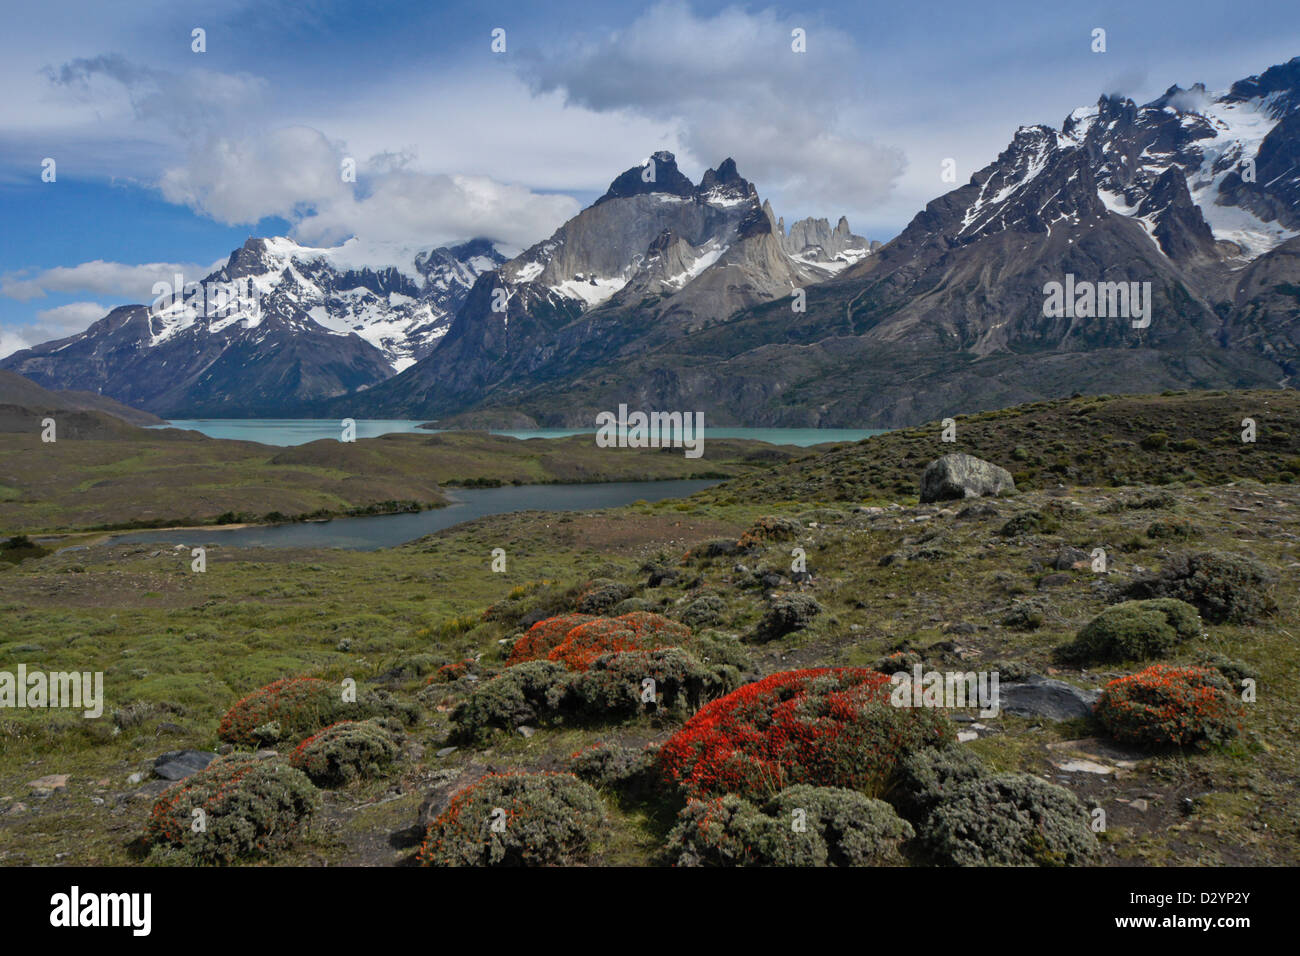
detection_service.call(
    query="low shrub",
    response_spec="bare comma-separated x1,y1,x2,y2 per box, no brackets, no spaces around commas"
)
568,742,656,791
218,677,349,747
893,745,990,819
919,773,1097,866
681,593,727,628
416,772,604,867
659,668,953,801
577,579,634,614
1094,664,1245,748
1060,599,1202,663
664,786,913,867
290,720,400,787
450,660,568,742
563,647,739,719
146,755,320,864
1002,600,1045,631
754,594,823,641
1128,551,1277,624
737,515,802,549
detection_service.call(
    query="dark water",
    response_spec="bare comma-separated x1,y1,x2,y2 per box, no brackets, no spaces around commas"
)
104,478,721,551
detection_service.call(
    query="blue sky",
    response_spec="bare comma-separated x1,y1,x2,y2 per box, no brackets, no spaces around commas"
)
1,0,1296,354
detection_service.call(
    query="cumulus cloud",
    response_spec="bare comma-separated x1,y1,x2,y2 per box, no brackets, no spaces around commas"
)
517,0,906,210
0,301,108,358
159,127,580,248
1,259,224,302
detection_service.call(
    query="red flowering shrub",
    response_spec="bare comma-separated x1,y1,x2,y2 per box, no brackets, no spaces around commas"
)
416,771,604,867
217,677,347,747
146,754,320,863
1095,664,1245,748
659,668,953,800
506,613,596,665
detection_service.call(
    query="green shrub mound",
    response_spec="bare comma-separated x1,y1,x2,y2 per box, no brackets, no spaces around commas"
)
681,593,727,628
1094,664,1245,748
755,594,823,641
920,773,1097,867
450,661,567,742
894,745,990,819
665,785,914,867
1128,551,1277,624
217,677,349,747
417,772,604,867
611,597,656,615
290,719,400,787
568,742,656,791
146,755,320,864
1060,598,1202,663
563,647,740,719
577,579,634,614
453,648,739,740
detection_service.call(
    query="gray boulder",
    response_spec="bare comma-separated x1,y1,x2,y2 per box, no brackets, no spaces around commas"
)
920,454,1015,503
999,678,1099,721
152,749,218,781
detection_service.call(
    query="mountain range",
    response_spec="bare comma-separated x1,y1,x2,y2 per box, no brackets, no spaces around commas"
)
5,56,1299,427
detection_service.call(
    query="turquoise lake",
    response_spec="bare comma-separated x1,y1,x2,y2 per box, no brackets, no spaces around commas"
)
151,419,883,447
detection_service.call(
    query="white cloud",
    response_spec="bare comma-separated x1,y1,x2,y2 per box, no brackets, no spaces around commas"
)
517,1,907,213
159,126,581,248
0,301,107,358
2,259,224,302
35,301,109,329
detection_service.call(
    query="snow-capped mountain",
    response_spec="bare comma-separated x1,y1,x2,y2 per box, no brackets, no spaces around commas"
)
332,151,876,418
338,57,1300,428
1,237,504,415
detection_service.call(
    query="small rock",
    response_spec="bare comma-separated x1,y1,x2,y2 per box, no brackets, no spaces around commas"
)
516,726,535,739
153,749,217,781
1131,798,1149,812
1052,759,1114,774
127,772,144,785
28,774,69,793
216,743,233,755
436,746,458,758
957,731,979,743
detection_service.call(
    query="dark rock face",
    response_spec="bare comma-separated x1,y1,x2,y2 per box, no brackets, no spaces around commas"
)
999,678,1100,721
919,454,1015,503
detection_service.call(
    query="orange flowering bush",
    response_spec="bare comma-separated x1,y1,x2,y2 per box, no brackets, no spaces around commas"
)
506,613,596,665
427,659,475,684
659,668,953,801
1095,664,1245,748
509,611,691,672
217,677,346,747
146,754,319,863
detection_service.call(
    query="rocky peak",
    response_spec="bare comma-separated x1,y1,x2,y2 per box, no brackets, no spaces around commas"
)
593,150,695,206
